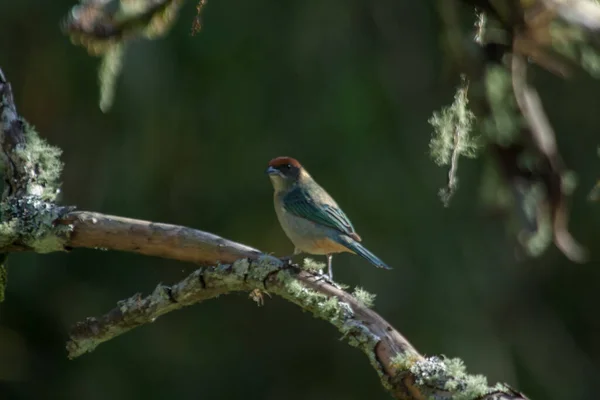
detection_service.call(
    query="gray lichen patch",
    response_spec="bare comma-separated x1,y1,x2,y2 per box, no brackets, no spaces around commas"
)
275,270,354,324
302,258,325,273
247,255,282,281
404,356,497,400
232,258,250,277
0,196,73,252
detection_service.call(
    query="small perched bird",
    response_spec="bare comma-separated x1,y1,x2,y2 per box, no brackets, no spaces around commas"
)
266,156,391,279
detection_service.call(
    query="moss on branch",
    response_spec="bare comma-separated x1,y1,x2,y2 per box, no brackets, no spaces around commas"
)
391,354,519,400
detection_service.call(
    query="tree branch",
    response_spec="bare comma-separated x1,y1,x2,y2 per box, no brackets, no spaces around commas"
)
59,211,263,265
66,256,528,400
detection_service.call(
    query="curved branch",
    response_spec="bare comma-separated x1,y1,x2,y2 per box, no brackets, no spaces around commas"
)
66,257,528,400
66,259,417,380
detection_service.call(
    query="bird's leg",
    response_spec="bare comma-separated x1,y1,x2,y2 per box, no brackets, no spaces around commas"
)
312,255,339,288
327,254,333,281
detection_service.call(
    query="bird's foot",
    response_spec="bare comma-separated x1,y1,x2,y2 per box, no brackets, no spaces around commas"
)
313,272,341,289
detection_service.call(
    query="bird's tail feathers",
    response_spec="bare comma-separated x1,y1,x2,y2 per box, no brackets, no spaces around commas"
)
336,236,391,270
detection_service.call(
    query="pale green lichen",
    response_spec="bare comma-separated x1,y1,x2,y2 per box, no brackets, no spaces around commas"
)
31,233,70,254
352,287,375,308
275,269,357,325
247,255,282,281
232,258,250,277
302,258,325,273
429,80,479,166
0,197,73,253
0,219,19,248
429,78,479,205
16,122,63,201
407,356,496,400
390,351,421,371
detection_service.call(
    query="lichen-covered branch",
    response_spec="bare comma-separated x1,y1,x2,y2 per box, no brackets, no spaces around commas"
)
0,69,63,200
0,68,69,300
429,78,478,206
67,257,528,400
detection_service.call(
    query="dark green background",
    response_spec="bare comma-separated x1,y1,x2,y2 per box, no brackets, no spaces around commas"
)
1,1,599,399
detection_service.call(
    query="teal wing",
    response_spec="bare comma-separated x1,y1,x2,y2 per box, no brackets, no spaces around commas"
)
283,187,359,239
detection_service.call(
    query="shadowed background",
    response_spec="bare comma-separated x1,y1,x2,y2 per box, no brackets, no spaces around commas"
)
1,1,600,399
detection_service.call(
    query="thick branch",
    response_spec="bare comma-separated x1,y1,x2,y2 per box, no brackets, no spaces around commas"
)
60,211,263,265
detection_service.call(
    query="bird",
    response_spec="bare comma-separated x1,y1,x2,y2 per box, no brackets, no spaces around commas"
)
265,156,391,280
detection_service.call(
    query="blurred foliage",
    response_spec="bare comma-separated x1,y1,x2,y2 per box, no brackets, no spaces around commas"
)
1,1,600,400
64,0,186,111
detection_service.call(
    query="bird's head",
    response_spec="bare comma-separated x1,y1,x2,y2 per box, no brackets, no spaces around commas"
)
266,157,305,191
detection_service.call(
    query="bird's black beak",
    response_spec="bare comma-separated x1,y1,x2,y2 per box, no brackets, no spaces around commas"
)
265,166,279,175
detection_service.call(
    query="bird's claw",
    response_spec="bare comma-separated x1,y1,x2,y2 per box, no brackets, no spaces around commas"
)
313,272,341,289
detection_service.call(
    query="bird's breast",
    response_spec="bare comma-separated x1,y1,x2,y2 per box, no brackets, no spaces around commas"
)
274,196,350,255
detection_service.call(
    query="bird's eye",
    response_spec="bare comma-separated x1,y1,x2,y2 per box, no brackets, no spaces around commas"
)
286,164,291,169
